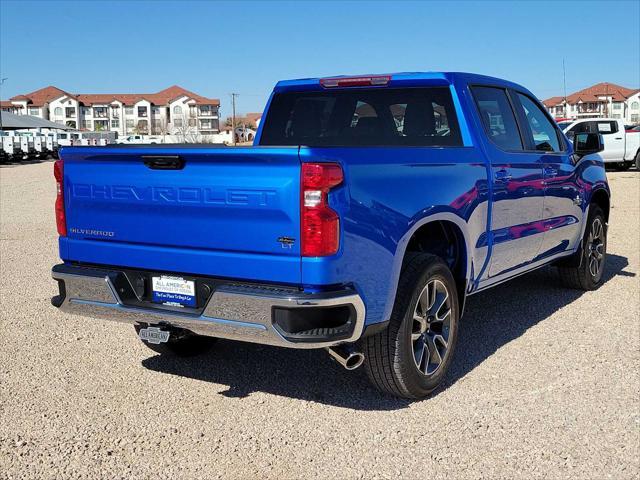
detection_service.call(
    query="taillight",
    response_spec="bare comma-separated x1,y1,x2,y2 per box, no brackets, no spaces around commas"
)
54,159,66,236
320,75,391,88
301,162,343,256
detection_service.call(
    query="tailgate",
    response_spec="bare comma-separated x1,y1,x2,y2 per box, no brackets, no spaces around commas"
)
61,146,301,282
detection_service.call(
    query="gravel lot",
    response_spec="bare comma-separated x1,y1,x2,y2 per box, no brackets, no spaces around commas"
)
1,160,638,479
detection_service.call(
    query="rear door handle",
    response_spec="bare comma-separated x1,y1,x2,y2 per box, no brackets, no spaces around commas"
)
494,169,512,182
142,155,185,170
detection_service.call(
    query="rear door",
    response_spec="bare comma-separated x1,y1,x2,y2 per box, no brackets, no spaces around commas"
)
471,86,545,278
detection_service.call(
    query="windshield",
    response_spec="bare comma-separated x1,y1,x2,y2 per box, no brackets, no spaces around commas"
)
260,87,462,147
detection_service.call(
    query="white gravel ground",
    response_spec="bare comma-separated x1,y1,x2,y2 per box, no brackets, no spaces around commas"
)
1,161,638,479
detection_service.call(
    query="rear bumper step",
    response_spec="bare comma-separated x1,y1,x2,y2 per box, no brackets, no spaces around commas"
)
51,263,365,349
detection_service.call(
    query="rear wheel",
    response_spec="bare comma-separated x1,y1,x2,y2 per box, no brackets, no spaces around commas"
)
558,205,607,290
364,253,459,399
134,324,216,356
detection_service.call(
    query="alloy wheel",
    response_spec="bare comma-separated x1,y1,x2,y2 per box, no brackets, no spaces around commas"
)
411,279,452,377
587,217,605,279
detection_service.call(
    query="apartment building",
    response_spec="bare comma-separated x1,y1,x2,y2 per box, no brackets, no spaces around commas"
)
543,82,640,124
4,85,220,135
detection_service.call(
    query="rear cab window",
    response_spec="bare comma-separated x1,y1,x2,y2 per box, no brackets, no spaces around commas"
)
470,86,523,151
260,87,463,147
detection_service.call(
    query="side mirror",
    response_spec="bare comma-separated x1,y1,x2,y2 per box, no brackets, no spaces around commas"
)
573,132,603,157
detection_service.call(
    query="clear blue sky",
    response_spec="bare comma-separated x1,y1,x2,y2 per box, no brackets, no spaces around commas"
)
1,0,639,117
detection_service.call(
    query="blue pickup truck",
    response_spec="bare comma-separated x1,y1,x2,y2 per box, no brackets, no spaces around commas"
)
51,72,609,399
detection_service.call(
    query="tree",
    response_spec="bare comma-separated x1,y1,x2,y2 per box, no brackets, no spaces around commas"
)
172,111,200,143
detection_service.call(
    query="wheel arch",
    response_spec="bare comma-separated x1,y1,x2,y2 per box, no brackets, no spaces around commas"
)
389,213,472,318
590,188,610,223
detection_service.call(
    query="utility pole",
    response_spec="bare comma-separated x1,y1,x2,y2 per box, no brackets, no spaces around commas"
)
230,93,239,146
562,59,567,116
0,77,7,131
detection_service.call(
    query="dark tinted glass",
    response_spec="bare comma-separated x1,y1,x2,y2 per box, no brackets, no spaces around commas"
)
516,93,561,152
260,87,462,147
471,86,523,151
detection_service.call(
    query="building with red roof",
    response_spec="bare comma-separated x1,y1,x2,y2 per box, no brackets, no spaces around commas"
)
4,85,221,135
542,82,640,124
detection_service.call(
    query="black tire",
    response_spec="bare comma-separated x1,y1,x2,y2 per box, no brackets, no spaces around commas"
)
134,324,216,357
557,205,607,290
616,162,631,171
364,253,460,399
635,151,639,171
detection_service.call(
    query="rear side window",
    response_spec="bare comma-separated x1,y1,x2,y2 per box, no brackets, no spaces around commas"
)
515,93,561,152
260,87,462,147
569,121,618,135
471,86,523,151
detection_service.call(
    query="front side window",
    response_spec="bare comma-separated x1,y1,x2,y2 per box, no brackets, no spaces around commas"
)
471,86,523,151
515,93,561,152
260,87,462,147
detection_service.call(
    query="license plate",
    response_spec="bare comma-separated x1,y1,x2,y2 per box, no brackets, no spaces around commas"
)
138,326,170,344
152,275,196,307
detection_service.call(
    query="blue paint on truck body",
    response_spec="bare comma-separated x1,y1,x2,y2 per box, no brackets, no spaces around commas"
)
57,72,609,327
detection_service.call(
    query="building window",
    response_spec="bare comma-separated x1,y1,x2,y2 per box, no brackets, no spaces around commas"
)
199,105,213,116
188,118,197,127
28,107,40,116
54,107,63,116
136,120,148,133
81,107,91,115
82,120,92,129
631,114,639,123
125,106,134,115
152,107,162,115
200,119,212,129
189,105,197,117
126,119,134,128
631,102,639,110
137,106,148,117
94,107,108,118
111,119,120,128
174,118,183,127
66,121,76,128
65,107,76,117
613,102,622,110
173,105,182,115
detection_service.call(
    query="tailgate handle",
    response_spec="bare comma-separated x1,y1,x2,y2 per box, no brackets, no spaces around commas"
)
142,156,185,170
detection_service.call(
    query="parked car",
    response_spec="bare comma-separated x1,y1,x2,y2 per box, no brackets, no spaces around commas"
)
117,134,164,144
51,72,610,399
562,118,640,170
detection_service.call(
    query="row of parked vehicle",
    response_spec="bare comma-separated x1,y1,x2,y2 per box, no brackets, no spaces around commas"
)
0,130,117,163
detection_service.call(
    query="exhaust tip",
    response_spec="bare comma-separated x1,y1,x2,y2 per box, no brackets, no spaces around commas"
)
344,352,364,370
326,346,364,370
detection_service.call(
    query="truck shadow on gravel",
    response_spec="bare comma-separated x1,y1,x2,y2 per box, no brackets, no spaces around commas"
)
141,253,631,410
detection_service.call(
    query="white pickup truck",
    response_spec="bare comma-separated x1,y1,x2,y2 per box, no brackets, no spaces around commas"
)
117,134,164,144
561,118,640,170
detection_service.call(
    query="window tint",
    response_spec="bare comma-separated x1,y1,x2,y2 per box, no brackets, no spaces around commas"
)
471,86,523,151
569,120,618,135
260,87,462,147
516,93,561,152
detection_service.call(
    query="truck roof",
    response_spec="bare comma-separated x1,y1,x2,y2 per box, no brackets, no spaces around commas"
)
274,71,530,95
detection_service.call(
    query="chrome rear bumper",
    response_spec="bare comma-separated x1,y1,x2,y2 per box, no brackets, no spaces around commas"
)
51,264,365,349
